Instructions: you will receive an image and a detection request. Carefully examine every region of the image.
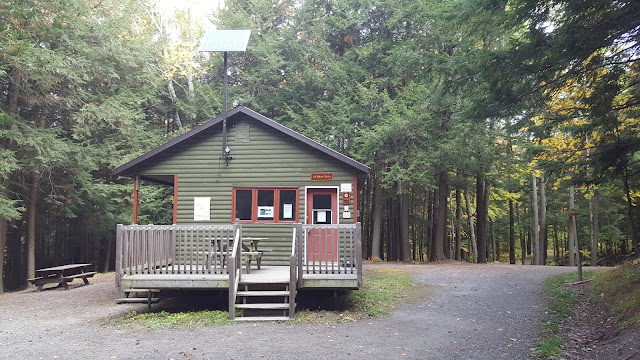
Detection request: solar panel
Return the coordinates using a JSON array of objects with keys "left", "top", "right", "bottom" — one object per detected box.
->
[{"left": 199, "top": 30, "right": 251, "bottom": 52}]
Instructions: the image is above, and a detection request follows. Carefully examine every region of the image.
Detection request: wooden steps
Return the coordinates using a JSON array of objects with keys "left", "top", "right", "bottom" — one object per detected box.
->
[
  {"left": 115, "top": 298, "right": 160, "bottom": 304},
  {"left": 236, "top": 290, "right": 290, "bottom": 297},
  {"left": 233, "top": 280, "right": 295, "bottom": 322},
  {"left": 234, "top": 316, "right": 290, "bottom": 322},
  {"left": 236, "top": 303, "right": 290, "bottom": 310},
  {"left": 123, "top": 288, "right": 160, "bottom": 293},
  {"left": 116, "top": 288, "right": 160, "bottom": 312}
]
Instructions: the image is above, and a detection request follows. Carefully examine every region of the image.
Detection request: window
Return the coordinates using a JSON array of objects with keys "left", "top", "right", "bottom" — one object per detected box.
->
[
  {"left": 257, "top": 190, "right": 274, "bottom": 220},
  {"left": 233, "top": 187, "right": 299, "bottom": 223},
  {"left": 235, "top": 190, "right": 252, "bottom": 220}
]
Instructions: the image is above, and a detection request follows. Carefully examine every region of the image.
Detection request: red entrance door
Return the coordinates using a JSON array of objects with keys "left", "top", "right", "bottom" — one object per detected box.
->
[{"left": 306, "top": 188, "right": 338, "bottom": 262}]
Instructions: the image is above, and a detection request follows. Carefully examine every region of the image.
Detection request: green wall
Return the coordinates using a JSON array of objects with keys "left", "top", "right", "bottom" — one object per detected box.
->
[{"left": 129, "top": 114, "right": 362, "bottom": 264}]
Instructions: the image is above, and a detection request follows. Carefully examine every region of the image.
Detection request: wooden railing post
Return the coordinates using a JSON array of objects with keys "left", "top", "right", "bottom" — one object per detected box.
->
[
  {"left": 296, "top": 224, "right": 303, "bottom": 287},
  {"left": 289, "top": 226, "right": 298, "bottom": 318},
  {"left": 356, "top": 222, "right": 362, "bottom": 287},
  {"left": 228, "top": 224, "right": 242, "bottom": 320},
  {"left": 115, "top": 224, "right": 123, "bottom": 298}
]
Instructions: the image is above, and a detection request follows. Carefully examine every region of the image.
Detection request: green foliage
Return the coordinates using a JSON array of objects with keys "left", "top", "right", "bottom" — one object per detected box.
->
[
  {"left": 0, "top": 0, "right": 637, "bottom": 288},
  {"left": 590, "top": 263, "right": 640, "bottom": 328}
]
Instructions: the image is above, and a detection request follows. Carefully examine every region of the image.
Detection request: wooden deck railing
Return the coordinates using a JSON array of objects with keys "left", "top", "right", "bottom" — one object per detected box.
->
[
  {"left": 289, "top": 226, "right": 298, "bottom": 319},
  {"left": 115, "top": 224, "right": 239, "bottom": 289},
  {"left": 298, "top": 223, "right": 363, "bottom": 286},
  {"left": 228, "top": 225, "right": 242, "bottom": 320}
]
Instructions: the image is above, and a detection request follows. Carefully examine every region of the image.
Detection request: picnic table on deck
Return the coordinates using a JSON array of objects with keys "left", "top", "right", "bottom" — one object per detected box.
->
[
  {"left": 203, "top": 237, "right": 270, "bottom": 273},
  {"left": 241, "top": 237, "right": 270, "bottom": 273},
  {"left": 28, "top": 263, "right": 96, "bottom": 291}
]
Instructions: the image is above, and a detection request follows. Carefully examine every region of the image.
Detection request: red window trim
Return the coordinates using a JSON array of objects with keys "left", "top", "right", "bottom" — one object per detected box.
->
[{"left": 231, "top": 187, "right": 300, "bottom": 224}]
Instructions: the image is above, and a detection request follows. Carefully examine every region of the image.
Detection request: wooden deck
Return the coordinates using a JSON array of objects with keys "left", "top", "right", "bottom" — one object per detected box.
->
[
  {"left": 119, "top": 265, "right": 359, "bottom": 289},
  {"left": 115, "top": 223, "right": 362, "bottom": 320}
]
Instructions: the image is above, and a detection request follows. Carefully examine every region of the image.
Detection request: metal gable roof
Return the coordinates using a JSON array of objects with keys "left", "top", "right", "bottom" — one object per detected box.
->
[{"left": 112, "top": 106, "right": 370, "bottom": 176}]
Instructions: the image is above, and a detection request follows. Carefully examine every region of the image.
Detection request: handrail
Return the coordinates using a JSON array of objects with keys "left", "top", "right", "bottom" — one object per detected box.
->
[
  {"left": 289, "top": 227, "right": 298, "bottom": 319},
  {"left": 228, "top": 224, "right": 242, "bottom": 320},
  {"left": 296, "top": 224, "right": 303, "bottom": 287}
]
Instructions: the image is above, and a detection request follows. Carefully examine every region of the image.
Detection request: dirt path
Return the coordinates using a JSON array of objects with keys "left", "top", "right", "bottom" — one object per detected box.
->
[{"left": 0, "top": 262, "right": 576, "bottom": 359}]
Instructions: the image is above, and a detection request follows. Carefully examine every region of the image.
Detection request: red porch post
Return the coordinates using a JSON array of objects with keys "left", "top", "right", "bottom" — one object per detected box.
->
[
  {"left": 173, "top": 174, "right": 178, "bottom": 224},
  {"left": 132, "top": 176, "right": 139, "bottom": 224}
]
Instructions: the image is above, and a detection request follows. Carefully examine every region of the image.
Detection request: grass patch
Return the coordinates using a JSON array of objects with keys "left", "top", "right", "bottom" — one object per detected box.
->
[
  {"left": 590, "top": 262, "right": 640, "bottom": 328},
  {"left": 292, "top": 268, "right": 418, "bottom": 324},
  {"left": 111, "top": 310, "right": 230, "bottom": 329},
  {"left": 349, "top": 267, "right": 416, "bottom": 317},
  {"left": 534, "top": 271, "right": 595, "bottom": 358}
]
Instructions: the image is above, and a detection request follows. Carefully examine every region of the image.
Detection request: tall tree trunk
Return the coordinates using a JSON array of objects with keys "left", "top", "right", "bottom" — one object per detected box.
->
[
  {"left": 590, "top": 190, "right": 599, "bottom": 265},
  {"left": 464, "top": 190, "right": 477, "bottom": 263},
  {"left": 553, "top": 224, "right": 559, "bottom": 263},
  {"left": 431, "top": 171, "right": 448, "bottom": 261},
  {"left": 385, "top": 198, "right": 392, "bottom": 260},
  {"left": 622, "top": 169, "right": 639, "bottom": 257},
  {"left": 444, "top": 192, "right": 452, "bottom": 260},
  {"left": 187, "top": 73, "right": 196, "bottom": 121},
  {"left": 0, "top": 218, "right": 6, "bottom": 293},
  {"left": 509, "top": 199, "right": 515, "bottom": 264},
  {"left": 517, "top": 202, "right": 525, "bottom": 265},
  {"left": 427, "top": 189, "right": 438, "bottom": 259},
  {"left": 27, "top": 175, "right": 39, "bottom": 285},
  {"left": 476, "top": 174, "right": 489, "bottom": 263},
  {"left": 167, "top": 78, "right": 183, "bottom": 130},
  {"left": 420, "top": 191, "right": 427, "bottom": 262},
  {"left": 532, "top": 175, "right": 540, "bottom": 265},
  {"left": 568, "top": 185, "right": 576, "bottom": 266},
  {"left": 399, "top": 181, "right": 411, "bottom": 262},
  {"left": 8, "top": 67, "right": 21, "bottom": 113},
  {"left": 489, "top": 219, "right": 496, "bottom": 261},
  {"left": 411, "top": 193, "right": 417, "bottom": 261},
  {"left": 455, "top": 188, "right": 462, "bottom": 261},
  {"left": 370, "top": 169, "right": 383, "bottom": 261},
  {"left": 26, "top": 112, "right": 47, "bottom": 286},
  {"left": 103, "top": 234, "right": 113, "bottom": 273},
  {"left": 540, "top": 174, "right": 547, "bottom": 265}
]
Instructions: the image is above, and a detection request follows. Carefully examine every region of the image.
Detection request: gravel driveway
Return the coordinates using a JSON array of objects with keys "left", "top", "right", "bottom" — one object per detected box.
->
[{"left": 0, "top": 261, "right": 576, "bottom": 359}]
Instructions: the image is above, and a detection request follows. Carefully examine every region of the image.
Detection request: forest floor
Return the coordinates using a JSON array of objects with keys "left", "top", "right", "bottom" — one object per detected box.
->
[
  {"left": 558, "top": 279, "right": 640, "bottom": 360},
  {"left": 0, "top": 261, "right": 618, "bottom": 359}
]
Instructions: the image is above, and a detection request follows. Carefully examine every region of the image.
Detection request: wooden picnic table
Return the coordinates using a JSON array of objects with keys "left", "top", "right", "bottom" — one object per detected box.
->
[
  {"left": 239, "top": 237, "right": 269, "bottom": 273},
  {"left": 205, "top": 237, "right": 270, "bottom": 273},
  {"left": 28, "top": 263, "right": 96, "bottom": 291}
]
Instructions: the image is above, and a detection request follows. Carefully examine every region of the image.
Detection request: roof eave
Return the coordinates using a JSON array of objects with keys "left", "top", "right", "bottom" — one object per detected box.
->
[{"left": 112, "top": 106, "right": 370, "bottom": 176}]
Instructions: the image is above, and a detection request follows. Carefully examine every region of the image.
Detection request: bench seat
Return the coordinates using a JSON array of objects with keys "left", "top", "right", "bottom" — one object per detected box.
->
[
  {"left": 242, "top": 251, "right": 263, "bottom": 273},
  {"left": 63, "top": 272, "right": 96, "bottom": 280}
]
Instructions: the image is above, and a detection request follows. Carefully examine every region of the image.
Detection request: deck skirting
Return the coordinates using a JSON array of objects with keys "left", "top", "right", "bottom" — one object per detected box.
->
[
  {"left": 120, "top": 273, "right": 230, "bottom": 289},
  {"left": 119, "top": 266, "right": 359, "bottom": 290}
]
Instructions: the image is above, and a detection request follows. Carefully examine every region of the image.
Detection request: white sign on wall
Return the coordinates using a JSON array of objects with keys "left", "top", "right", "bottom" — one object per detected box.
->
[
  {"left": 283, "top": 203, "right": 293, "bottom": 219},
  {"left": 340, "top": 183, "right": 352, "bottom": 192},
  {"left": 257, "top": 206, "right": 274, "bottom": 218},
  {"left": 193, "top": 197, "right": 211, "bottom": 221},
  {"left": 317, "top": 210, "right": 327, "bottom": 223}
]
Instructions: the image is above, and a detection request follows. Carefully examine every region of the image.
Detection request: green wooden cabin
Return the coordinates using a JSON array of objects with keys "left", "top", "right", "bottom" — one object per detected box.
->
[
  {"left": 112, "top": 106, "right": 369, "bottom": 320},
  {"left": 114, "top": 106, "right": 368, "bottom": 263}
]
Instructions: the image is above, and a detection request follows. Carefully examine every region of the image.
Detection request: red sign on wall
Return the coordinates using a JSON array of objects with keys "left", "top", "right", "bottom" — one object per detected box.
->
[{"left": 311, "top": 173, "right": 333, "bottom": 181}]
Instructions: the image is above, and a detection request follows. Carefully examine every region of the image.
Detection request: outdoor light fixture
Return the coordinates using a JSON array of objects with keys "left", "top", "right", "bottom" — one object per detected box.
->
[{"left": 199, "top": 29, "right": 251, "bottom": 166}]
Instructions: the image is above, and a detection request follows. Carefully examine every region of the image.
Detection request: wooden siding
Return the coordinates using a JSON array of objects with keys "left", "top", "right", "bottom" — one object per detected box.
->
[{"left": 129, "top": 114, "right": 359, "bottom": 265}]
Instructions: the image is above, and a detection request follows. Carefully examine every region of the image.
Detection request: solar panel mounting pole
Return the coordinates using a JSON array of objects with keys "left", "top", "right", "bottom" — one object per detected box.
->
[
  {"left": 198, "top": 30, "right": 251, "bottom": 166},
  {"left": 223, "top": 51, "right": 228, "bottom": 158}
]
